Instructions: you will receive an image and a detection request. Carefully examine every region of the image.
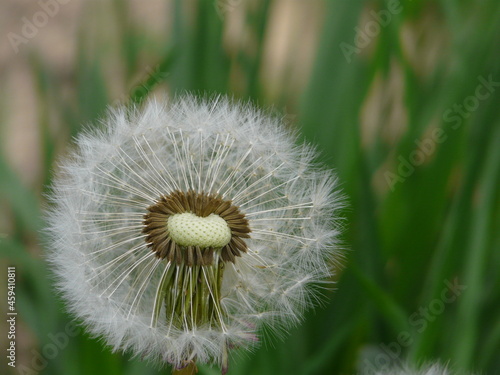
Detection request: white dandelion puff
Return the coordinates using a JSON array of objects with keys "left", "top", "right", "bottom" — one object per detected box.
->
[
  {"left": 363, "top": 362, "right": 476, "bottom": 375},
  {"left": 45, "top": 95, "right": 344, "bottom": 373}
]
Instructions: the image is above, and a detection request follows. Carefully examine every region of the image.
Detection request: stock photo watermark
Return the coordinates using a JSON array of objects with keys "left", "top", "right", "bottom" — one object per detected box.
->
[
  {"left": 385, "top": 74, "right": 500, "bottom": 191},
  {"left": 111, "top": 64, "right": 170, "bottom": 107},
  {"left": 214, "top": 0, "right": 242, "bottom": 20},
  {"left": 15, "top": 321, "right": 81, "bottom": 375},
  {"left": 4, "top": 266, "right": 80, "bottom": 374},
  {"left": 6, "top": 266, "right": 16, "bottom": 368},
  {"left": 361, "top": 278, "right": 467, "bottom": 374},
  {"left": 7, "top": 0, "right": 72, "bottom": 54},
  {"left": 340, "top": 0, "right": 404, "bottom": 63}
]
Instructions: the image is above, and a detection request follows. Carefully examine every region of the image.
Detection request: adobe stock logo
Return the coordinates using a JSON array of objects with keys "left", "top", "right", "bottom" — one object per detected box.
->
[
  {"left": 340, "top": 0, "right": 404, "bottom": 63},
  {"left": 7, "top": 0, "right": 72, "bottom": 54},
  {"left": 214, "top": 0, "right": 242, "bottom": 20},
  {"left": 361, "top": 279, "right": 466, "bottom": 374},
  {"left": 15, "top": 321, "right": 81, "bottom": 375},
  {"left": 111, "top": 64, "right": 170, "bottom": 107},
  {"left": 384, "top": 74, "right": 499, "bottom": 191}
]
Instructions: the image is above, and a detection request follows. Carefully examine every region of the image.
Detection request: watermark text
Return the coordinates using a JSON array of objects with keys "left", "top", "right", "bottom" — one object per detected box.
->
[{"left": 6, "top": 266, "right": 16, "bottom": 368}]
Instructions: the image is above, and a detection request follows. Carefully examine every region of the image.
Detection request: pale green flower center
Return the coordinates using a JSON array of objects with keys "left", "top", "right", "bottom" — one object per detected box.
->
[{"left": 167, "top": 212, "right": 232, "bottom": 248}]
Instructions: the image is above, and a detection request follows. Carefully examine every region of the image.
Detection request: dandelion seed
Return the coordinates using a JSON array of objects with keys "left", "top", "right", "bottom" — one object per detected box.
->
[
  {"left": 362, "top": 362, "right": 474, "bottom": 375},
  {"left": 46, "top": 95, "right": 344, "bottom": 373}
]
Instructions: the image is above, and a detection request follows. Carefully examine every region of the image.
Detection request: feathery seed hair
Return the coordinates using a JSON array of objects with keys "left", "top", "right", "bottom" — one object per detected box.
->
[
  {"left": 46, "top": 95, "right": 344, "bottom": 373},
  {"left": 363, "top": 363, "right": 474, "bottom": 375}
]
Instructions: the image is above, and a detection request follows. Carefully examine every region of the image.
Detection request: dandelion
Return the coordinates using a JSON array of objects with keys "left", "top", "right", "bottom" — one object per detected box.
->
[
  {"left": 46, "top": 95, "right": 343, "bottom": 373},
  {"left": 363, "top": 363, "right": 474, "bottom": 375}
]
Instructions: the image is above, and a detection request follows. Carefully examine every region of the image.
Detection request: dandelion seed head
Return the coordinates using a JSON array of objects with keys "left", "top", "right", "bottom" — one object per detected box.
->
[
  {"left": 364, "top": 362, "right": 475, "bottom": 375},
  {"left": 45, "top": 95, "right": 344, "bottom": 372}
]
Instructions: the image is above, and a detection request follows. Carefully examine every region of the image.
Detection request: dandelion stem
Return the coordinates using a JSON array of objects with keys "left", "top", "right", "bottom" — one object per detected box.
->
[{"left": 172, "top": 361, "right": 198, "bottom": 375}]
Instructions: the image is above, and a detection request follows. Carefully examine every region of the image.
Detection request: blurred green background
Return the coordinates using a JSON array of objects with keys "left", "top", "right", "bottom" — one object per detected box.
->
[{"left": 1, "top": 0, "right": 499, "bottom": 374}]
